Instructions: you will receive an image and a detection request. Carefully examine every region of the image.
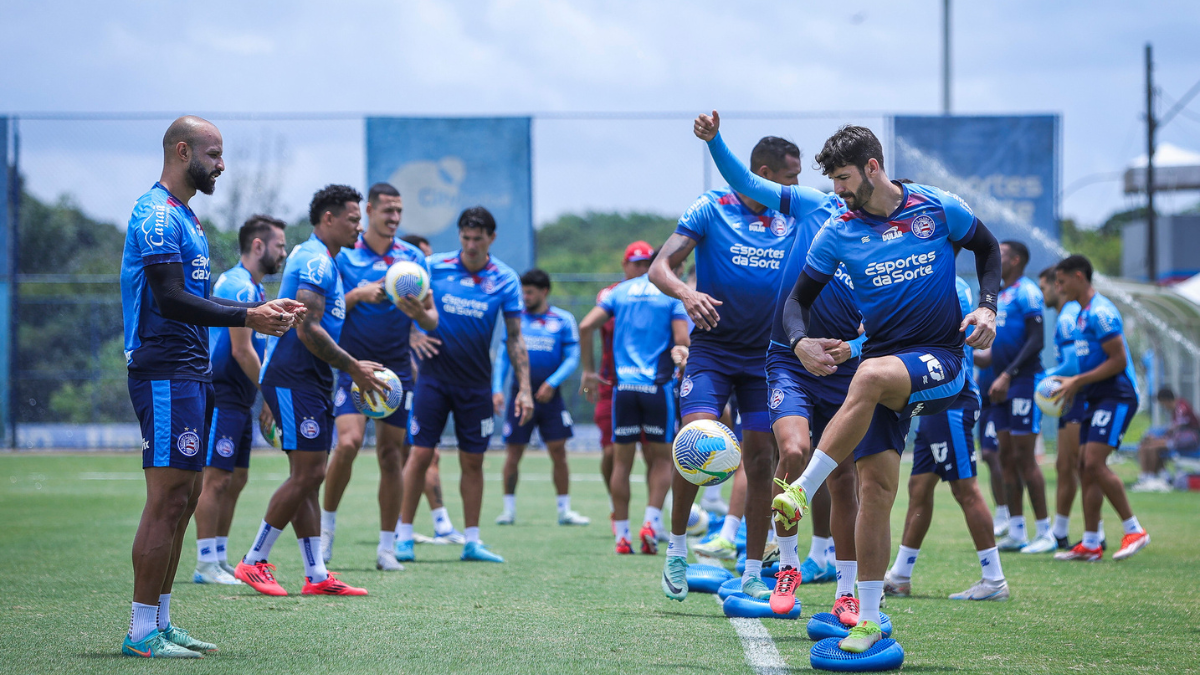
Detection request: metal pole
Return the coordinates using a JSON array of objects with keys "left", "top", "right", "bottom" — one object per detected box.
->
[
  {"left": 1146, "top": 43, "right": 1157, "bottom": 283},
  {"left": 942, "top": 0, "right": 952, "bottom": 114},
  {"left": 8, "top": 117, "right": 18, "bottom": 448}
]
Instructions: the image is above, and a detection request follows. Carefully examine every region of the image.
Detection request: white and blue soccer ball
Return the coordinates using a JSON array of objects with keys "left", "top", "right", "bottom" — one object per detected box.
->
[
  {"left": 385, "top": 260, "right": 430, "bottom": 304},
  {"left": 672, "top": 419, "right": 741, "bottom": 487},
  {"left": 687, "top": 503, "right": 710, "bottom": 537},
  {"left": 1035, "top": 377, "right": 1065, "bottom": 417},
  {"left": 351, "top": 368, "right": 405, "bottom": 420}
]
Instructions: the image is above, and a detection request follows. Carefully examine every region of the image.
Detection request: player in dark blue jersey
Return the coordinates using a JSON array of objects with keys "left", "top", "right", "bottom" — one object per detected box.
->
[
  {"left": 395, "top": 207, "right": 532, "bottom": 565},
  {"left": 972, "top": 358, "right": 1010, "bottom": 538},
  {"left": 1051, "top": 255, "right": 1150, "bottom": 562},
  {"left": 492, "top": 269, "right": 588, "bottom": 526},
  {"left": 235, "top": 185, "right": 387, "bottom": 598},
  {"left": 191, "top": 215, "right": 289, "bottom": 587},
  {"left": 120, "top": 117, "right": 302, "bottom": 658},
  {"left": 318, "top": 183, "right": 440, "bottom": 573}
]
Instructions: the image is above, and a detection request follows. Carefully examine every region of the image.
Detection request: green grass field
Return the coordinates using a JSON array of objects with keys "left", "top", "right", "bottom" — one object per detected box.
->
[{"left": 2, "top": 447, "right": 1198, "bottom": 674}]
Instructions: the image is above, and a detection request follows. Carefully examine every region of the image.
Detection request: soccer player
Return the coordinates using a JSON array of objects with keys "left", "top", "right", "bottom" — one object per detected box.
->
[
  {"left": 765, "top": 121, "right": 1001, "bottom": 653},
  {"left": 121, "top": 116, "right": 301, "bottom": 657},
  {"left": 1052, "top": 255, "right": 1151, "bottom": 562},
  {"left": 988, "top": 241, "right": 1054, "bottom": 553},
  {"left": 319, "top": 183, "right": 438, "bottom": 572},
  {"left": 235, "top": 184, "right": 387, "bottom": 597},
  {"left": 883, "top": 271, "right": 1009, "bottom": 600},
  {"left": 192, "top": 215, "right": 289, "bottom": 585},
  {"left": 580, "top": 261, "right": 690, "bottom": 555},
  {"left": 974, "top": 360, "right": 1011, "bottom": 537},
  {"left": 1133, "top": 388, "right": 1200, "bottom": 492},
  {"left": 493, "top": 269, "right": 588, "bottom": 525},
  {"left": 395, "top": 206, "right": 532, "bottom": 564}
]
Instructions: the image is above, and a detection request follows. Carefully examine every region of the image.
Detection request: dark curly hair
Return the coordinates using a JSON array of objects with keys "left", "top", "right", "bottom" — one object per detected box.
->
[
  {"left": 814, "top": 125, "right": 884, "bottom": 176},
  {"left": 308, "top": 184, "right": 363, "bottom": 226},
  {"left": 457, "top": 206, "right": 496, "bottom": 235}
]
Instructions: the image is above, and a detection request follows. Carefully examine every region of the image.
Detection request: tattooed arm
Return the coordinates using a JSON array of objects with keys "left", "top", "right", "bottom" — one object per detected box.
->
[
  {"left": 295, "top": 288, "right": 386, "bottom": 396},
  {"left": 505, "top": 314, "right": 534, "bottom": 426}
]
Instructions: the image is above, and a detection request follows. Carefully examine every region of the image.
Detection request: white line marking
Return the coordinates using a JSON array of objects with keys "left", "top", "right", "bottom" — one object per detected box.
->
[{"left": 715, "top": 596, "right": 790, "bottom": 675}]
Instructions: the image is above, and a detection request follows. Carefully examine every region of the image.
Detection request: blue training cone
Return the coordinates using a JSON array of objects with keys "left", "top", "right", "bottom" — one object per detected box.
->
[
  {"left": 810, "top": 637, "right": 904, "bottom": 672},
  {"left": 685, "top": 564, "right": 735, "bottom": 594},
  {"left": 716, "top": 575, "right": 777, "bottom": 601},
  {"left": 722, "top": 592, "right": 801, "bottom": 620},
  {"left": 807, "top": 612, "right": 893, "bottom": 641}
]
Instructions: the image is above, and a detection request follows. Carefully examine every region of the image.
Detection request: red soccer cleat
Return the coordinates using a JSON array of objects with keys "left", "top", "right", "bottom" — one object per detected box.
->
[
  {"left": 1054, "top": 542, "right": 1102, "bottom": 562},
  {"left": 615, "top": 538, "right": 634, "bottom": 555},
  {"left": 301, "top": 571, "right": 368, "bottom": 596},
  {"left": 770, "top": 567, "right": 801, "bottom": 614},
  {"left": 1112, "top": 531, "right": 1150, "bottom": 561},
  {"left": 234, "top": 561, "right": 287, "bottom": 597},
  {"left": 639, "top": 523, "right": 658, "bottom": 555},
  {"left": 833, "top": 595, "right": 860, "bottom": 627}
]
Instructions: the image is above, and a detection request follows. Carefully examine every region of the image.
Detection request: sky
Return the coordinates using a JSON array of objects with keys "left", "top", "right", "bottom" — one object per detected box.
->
[{"left": 3, "top": 0, "right": 1200, "bottom": 230}]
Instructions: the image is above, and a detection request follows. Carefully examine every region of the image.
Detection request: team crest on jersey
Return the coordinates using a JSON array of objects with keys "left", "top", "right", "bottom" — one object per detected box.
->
[
  {"left": 769, "top": 388, "right": 785, "bottom": 409},
  {"left": 300, "top": 418, "right": 320, "bottom": 439},
  {"left": 334, "top": 387, "right": 347, "bottom": 408},
  {"left": 679, "top": 377, "right": 693, "bottom": 398},
  {"left": 373, "top": 260, "right": 388, "bottom": 271},
  {"left": 177, "top": 429, "right": 201, "bottom": 457},
  {"left": 216, "top": 437, "right": 235, "bottom": 458},
  {"left": 911, "top": 215, "right": 936, "bottom": 239},
  {"left": 544, "top": 318, "right": 561, "bottom": 333},
  {"left": 482, "top": 276, "right": 497, "bottom": 294},
  {"left": 767, "top": 215, "right": 786, "bottom": 236}
]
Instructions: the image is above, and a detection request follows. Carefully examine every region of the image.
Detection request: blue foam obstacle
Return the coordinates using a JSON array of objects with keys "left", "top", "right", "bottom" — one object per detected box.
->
[
  {"left": 810, "top": 637, "right": 904, "bottom": 672},
  {"left": 735, "top": 555, "right": 780, "bottom": 578},
  {"left": 716, "top": 575, "right": 777, "bottom": 600},
  {"left": 721, "top": 592, "right": 801, "bottom": 620},
  {"left": 807, "top": 612, "right": 893, "bottom": 641},
  {"left": 685, "top": 564, "right": 735, "bottom": 594}
]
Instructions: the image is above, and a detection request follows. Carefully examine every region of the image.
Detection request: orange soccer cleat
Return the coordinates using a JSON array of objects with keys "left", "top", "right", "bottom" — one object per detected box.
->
[
  {"left": 234, "top": 561, "right": 287, "bottom": 597},
  {"left": 639, "top": 523, "right": 658, "bottom": 555},
  {"left": 770, "top": 567, "right": 801, "bottom": 614},
  {"left": 832, "top": 594, "right": 860, "bottom": 627},
  {"left": 615, "top": 538, "right": 634, "bottom": 555},
  {"left": 301, "top": 571, "right": 368, "bottom": 596},
  {"left": 1112, "top": 531, "right": 1150, "bottom": 561}
]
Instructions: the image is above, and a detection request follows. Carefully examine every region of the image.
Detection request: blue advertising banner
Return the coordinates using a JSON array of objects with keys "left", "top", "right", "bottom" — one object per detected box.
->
[
  {"left": 892, "top": 115, "right": 1060, "bottom": 277},
  {"left": 366, "top": 117, "right": 533, "bottom": 273}
]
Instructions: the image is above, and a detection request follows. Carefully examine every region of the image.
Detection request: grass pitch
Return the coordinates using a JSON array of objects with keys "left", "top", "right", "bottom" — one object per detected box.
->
[{"left": 1, "top": 446, "right": 1198, "bottom": 674}]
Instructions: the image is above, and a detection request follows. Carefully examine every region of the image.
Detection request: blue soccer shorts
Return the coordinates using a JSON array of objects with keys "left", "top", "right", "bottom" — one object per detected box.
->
[
  {"left": 503, "top": 387, "right": 574, "bottom": 445},
  {"left": 261, "top": 384, "right": 334, "bottom": 452},
  {"left": 679, "top": 342, "right": 770, "bottom": 432},
  {"left": 911, "top": 398, "right": 980, "bottom": 482},
  {"left": 409, "top": 376, "right": 494, "bottom": 453},
  {"left": 205, "top": 405, "right": 253, "bottom": 471},
  {"left": 612, "top": 382, "right": 676, "bottom": 444},
  {"left": 1080, "top": 398, "right": 1138, "bottom": 449},
  {"left": 129, "top": 378, "right": 214, "bottom": 471},
  {"left": 992, "top": 376, "right": 1042, "bottom": 436}
]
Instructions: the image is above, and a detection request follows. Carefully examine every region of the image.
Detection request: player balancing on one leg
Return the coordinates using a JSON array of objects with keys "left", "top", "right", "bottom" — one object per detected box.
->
[
  {"left": 1051, "top": 255, "right": 1151, "bottom": 562},
  {"left": 768, "top": 122, "right": 1003, "bottom": 654},
  {"left": 883, "top": 270, "right": 1010, "bottom": 600},
  {"left": 396, "top": 207, "right": 533, "bottom": 564},
  {"left": 120, "top": 116, "right": 303, "bottom": 657},
  {"left": 580, "top": 259, "right": 690, "bottom": 556},
  {"left": 235, "top": 185, "right": 387, "bottom": 597},
  {"left": 493, "top": 269, "right": 589, "bottom": 526},
  {"left": 192, "top": 215, "right": 289, "bottom": 586},
  {"left": 319, "top": 183, "right": 439, "bottom": 572}
]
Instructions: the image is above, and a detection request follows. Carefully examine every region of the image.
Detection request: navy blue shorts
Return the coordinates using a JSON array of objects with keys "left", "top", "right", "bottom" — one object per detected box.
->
[
  {"left": 409, "top": 376, "right": 494, "bottom": 453},
  {"left": 261, "top": 384, "right": 334, "bottom": 452},
  {"left": 978, "top": 404, "right": 999, "bottom": 452},
  {"left": 679, "top": 343, "right": 770, "bottom": 432},
  {"left": 332, "top": 370, "right": 414, "bottom": 428},
  {"left": 1080, "top": 398, "right": 1138, "bottom": 448},
  {"left": 992, "top": 376, "right": 1042, "bottom": 435},
  {"left": 503, "top": 387, "right": 574, "bottom": 445},
  {"left": 1058, "top": 394, "right": 1087, "bottom": 428},
  {"left": 912, "top": 401, "right": 980, "bottom": 482},
  {"left": 765, "top": 344, "right": 858, "bottom": 440},
  {"left": 613, "top": 382, "right": 676, "bottom": 444},
  {"left": 205, "top": 406, "right": 253, "bottom": 471},
  {"left": 129, "top": 378, "right": 214, "bottom": 472}
]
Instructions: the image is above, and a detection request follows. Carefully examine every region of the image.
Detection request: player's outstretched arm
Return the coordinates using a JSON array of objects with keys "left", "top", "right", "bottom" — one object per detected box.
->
[
  {"left": 782, "top": 270, "right": 838, "bottom": 376},
  {"left": 649, "top": 233, "right": 723, "bottom": 331},
  {"left": 294, "top": 288, "right": 386, "bottom": 395},
  {"left": 1045, "top": 342, "right": 1079, "bottom": 379},
  {"left": 229, "top": 327, "right": 264, "bottom": 386},
  {"left": 145, "top": 262, "right": 296, "bottom": 334},
  {"left": 696, "top": 113, "right": 783, "bottom": 212},
  {"left": 504, "top": 315, "right": 534, "bottom": 425},
  {"left": 958, "top": 220, "right": 1001, "bottom": 348}
]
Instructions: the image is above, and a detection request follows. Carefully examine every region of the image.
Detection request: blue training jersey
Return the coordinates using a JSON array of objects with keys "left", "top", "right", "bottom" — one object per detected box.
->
[
  {"left": 121, "top": 182, "right": 213, "bottom": 381},
  {"left": 261, "top": 233, "right": 346, "bottom": 393},
  {"left": 336, "top": 235, "right": 430, "bottom": 379},
  {"left": 421, "top": 251, "right": 522, "bottom": 389},
  {"left": 598, "top": 274, "right": 688, "bottom": 387},
  {"left": 209, "top": 263, "right": 266, "bottom": 409},
  {"left": 1074, "top": 293, "right": 1137, "bottom": 401},
  {"left": 494, "top": 306, "right": 581, "bottom": 392},
  {"left": 1047, "top": 300, "right": 1081, "bottom": 378},
  {"left": 676, "top": 187, "right": 796, "bottom": 351},
  {"left": 955, "top": 276, "right": 981, "bottom": 405},
  {"left": 991, "top": 276, "right": 1044, "bottom": 377}
]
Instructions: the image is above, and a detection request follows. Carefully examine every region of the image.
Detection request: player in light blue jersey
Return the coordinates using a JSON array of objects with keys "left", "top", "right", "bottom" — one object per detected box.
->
[
  {"left": 1051, "top": 255, "right": 1150, "bottom": 562},
  {"left": 120, "top": 117, "right": 301, "bottom": 658},
  {"left": 236, "top": 185, "right": 386, "bottom": 598},
  {"left": 493, "top": 269, "right": 588, "bottom": 526},
  {"left": 319, "top": 183, "right": 440, "bottom": 573},
  {"left": 396, "top": 207, "right": 532, "bottom": 565},
  {"left": 191, "top": 215, "right": 288, "bottom": 586}
]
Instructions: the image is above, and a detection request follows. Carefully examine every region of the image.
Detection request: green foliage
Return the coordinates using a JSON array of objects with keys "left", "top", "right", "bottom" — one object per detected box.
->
[
  {"left": 1060, "top": 216, "right": 1123, "bottom": 276},
  {"left": 536, "top": 211, "right": 677, "bottom": 277}
]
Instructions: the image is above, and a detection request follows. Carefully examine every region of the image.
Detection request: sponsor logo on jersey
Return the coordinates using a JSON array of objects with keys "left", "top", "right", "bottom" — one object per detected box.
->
[
  {"left": 911, "top": 215, "right": 936, "bottom": 239},
  {"left": 679, "top": 377, "right": 694, "bottom": 397},
  {"left": 305, "top": 255, "right": 328, "bottom": 284},
  {"left": 728, "top": 243, "right": 785, "bottom": 270},
  {"left": 216, "top": 437, "right": 235, "bottom": 458},
  {"left": 864, "top": 251, "right": 937, "bottom": 287},
  {"left": 177, "top": 429, "right": 201, "bottom": 457},
  {"left": 373, "top": 260, "right": 388, "bottom": 270},
  {"left": 882, "top": 226, "right": 902, "bottom": 242},
  {"left": 442, "top": 294, "right": 489, "bottom": 319},
  {"left": 331, "top": 296, "right": 346, "bottom": 320},
  {"left": 300, "top": 418, "right": 320, "bottom": 439},
  {"left": 769, "top": 388, "right": 785, "bottom": 409},
  {"left": 190, "top": 256, "right": 211, "bottom": 282}
]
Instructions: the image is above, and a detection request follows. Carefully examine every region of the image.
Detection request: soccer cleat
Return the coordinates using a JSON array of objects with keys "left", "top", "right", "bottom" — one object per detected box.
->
[
  {"left": 661, "top": 556, "right": 689, "bottom": 601},
  {"left": 218, "top": 560, "right": 238, "bottom": 577},
  {"left": 693, "top": 535, "right": 736, "bottom": 560},
  {"left": 742, "top": 576, "right": 772, "bottom": 601},
  {"left": 1054, "top": 542, "right": 1103, "bottom": 561},
  {"left": 838, "top": 620, "right": 884, "bottom": 654},
  {"left": 771, "top": 479, "right": 809, "bottom": 528},
  {"left": 770, "top": 567, "right": 800, "bottom": 613},
  {"left": 949, "top": 578, "right": 1009, "bottom": 601},
  {"left": 824, "top": 561, "right": 838, "bottom": 582},
  {"left": 161, "top": 625, "right": 218, "bottom": 653},
  {"left": 320, "top": 528, "right": 334, "bottom": 564},
  {"left": 762, "top": 543, "right": 780, "bottom": 566},
  {"left": 376, "top": 548, "right": 405, "bottom": 571},
  {"left": 122, "top": 632, "right": 203, "bottom": 659},
  {"left": 495, "top": 510, "right": 516, "bottom": 525},
  {"left": 434, "top": 529, "right": 467, "bottom": 545},
  {"left": 639, "top": 523, "right": 659, "bottom": 555},
  {"left": 1130, "top": 477, "right": 1172, "bottom": 493},
  {"left": 1112, "top": 531, "right": 1150, "bottom": 560},
  {"left": 993, "top": 518, "right": 1008, "bottom": 538},
  {"left": 996, "top": 534, "right": 1028, "bottom": 552},
  {"left": 1020, "top": 533, "right": 1058, "bottom": 554},
  {"left": 799, "top": 557, "right": 824, "bottom": 584},
  {"left": 193, "top": 561, "right": 241, "bottom": 585},
  {"left": 302, "top": 571, "right": 368, "bottom": 596},
  {"left": 700, "top": 493, "right": 729, "bottom": 516},
  {"left": 234, "top": 560, "right": 287, "bottom": 596},
  {"left": 558, "top": 510, "right": 591, "bottom": 526},
  {"left": 394, "top": 539, "right": 415, "bottom": 562},
  {"left": 462, "top": 541, "right": 504, "bottom": 563},
  {"left": 615, "top": 538, "right": 634, "bottom": 555},
  {"left": 883, "top": 570, "right": 911, "bottom": 597},
  {"left": 832, "top": 595, "right": 860, "bottom": 627}
]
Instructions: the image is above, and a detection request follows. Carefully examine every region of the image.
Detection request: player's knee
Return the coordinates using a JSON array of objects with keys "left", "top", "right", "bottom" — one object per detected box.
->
[
  {"left": 205, "top": 470, "right": 234, "bottom": 496},
  {"left": 377, "top": 447, "right": 402, "bottom": 475},
  {"left": 777, "top": 434, "right": 810, "bottom": 466},
  {"left": 334, "top": 435, "right": 363, "bottom": 457},
  {"left": 949, "top": 480, "right": 980, "bottom": 507}
]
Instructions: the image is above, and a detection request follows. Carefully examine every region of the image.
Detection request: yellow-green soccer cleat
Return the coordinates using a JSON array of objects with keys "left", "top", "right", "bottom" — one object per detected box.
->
[
  {"left": 693, "top": 535, "right": 737, "bottom": 560},
  {"left": 838, "top": 620, "right": 884, "bottom": 653},
  {"left": 121, "top": 632, "right": 203, "bottom": 659},
  {"left": 161, "top": 625, "right": 217, "bottom": 653},
  {"left": 771, "top": 478, "right": 809, "bottom": 528}
]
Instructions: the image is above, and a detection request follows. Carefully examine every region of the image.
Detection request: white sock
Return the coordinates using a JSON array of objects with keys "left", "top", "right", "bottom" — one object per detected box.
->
[
  {"left": 807, "top": 536, "right": 826, "bottom": 567},
  {"left": 615, "top": 520, "right": 631, "bottom": 543},
  {"left": 1082, "top": 530, "right": 1102, "bottom": 549},
  {"left": 244, "top": 521, "right": 283, "bottom": 564},
  {"left": 796, "top": 449, "right": 840, "bottom": 497},
  {"left": 1009, "top": 516, "right": 1027, "bottom": 542},
  {"left": 1035, "top": 518, "right": 1051, "bottom": 538},
  {"left": 464, "top": 526, "right": 480, "bottom": 544},
  {"left": 705, "top": 484, "right": 723, "bottom": 501},
  {"left": 644, "top": 506, "right": 663, "bottom": 532},
  {"left": 720, "top": 515, "right": 741, "bottom": 543},
  {"left": 299, "top": 537, "right": 328, "bottom": 583},
  {"left": 995, "top": 505, "right": 1010, "bottom": 522},
  {"left": 431, "top": 507, "right": 453, "bottom": 536},
  {"left": 1052, "top": 514, "right": 1070, "bottom": 540},
  {"left": 1098, "top": 521, "right": 1105, "bottom": 542},
  {"left": 156, "top": 594, "right": 171, "bottom": 631},
  {"left": 321, "top": 509, "right": 336, "bottom": 532},
  {"left": 778, "top": 534, "right": 801, "bottom": 569},
  {"left": 379, "top": 530, "right": 395, "bottom": 552},
  {"left": 129, "top": 602, "right": 158, "bottom": 642},
  {"left": 396, "top": 522, "right": 414, "bottom": 543},
  {"left": 556, "top": 494, "right": 570, "bottom": 515},
  {"left": 857, "top": 580, "right": 884, "bottom": 625},
  {"left": 835, "top": 559, "right": 857, "bottom": 597},
  {"left": 978, "top": 547, "right": 1004, "bottom": 581},
  {"left": 890, "top": 545, "right": 919, "bottom": 578},
  {"left": 215, "top": 536, "right": 229, "bottom": 562},
  {"left": 742, "top": 558, "right": 763, "bottom": 583},
  {"left": 1122, "top": 516, "right": 1144, "bottom": 535},
  {"left": 824, "top": 537, "right": 836, "bottom": 563},
  {"left": 768, "top": 529, "right": 777, "bottom": 545},
  {"left": 503, "top": 494, "right": 517, "bottom": 514},
  {"left": 197, "top": 538, "right": 218, "bottom": 564},
  {"left": 667, "top": 532, "right": 688, "bottom": 558}
]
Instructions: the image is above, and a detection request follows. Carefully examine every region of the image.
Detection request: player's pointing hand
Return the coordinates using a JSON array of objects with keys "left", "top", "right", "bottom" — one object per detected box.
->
[
  {"left": 961, "top": 307, "right": 997, "bottom": 349},
  {"left": 693, "top": 110, "right": 720, "bottom": 142},
  {"left": 794, "top": 338, "right": 837, "bottom": 377}
]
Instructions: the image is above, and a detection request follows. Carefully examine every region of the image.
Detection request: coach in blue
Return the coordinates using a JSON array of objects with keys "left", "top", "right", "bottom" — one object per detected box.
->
[
  {"left": 120, "top": 116, "right": 301, "bottom": 658},
  {"left": 395, "top": 206, "right": 532, "bottom": 564}
]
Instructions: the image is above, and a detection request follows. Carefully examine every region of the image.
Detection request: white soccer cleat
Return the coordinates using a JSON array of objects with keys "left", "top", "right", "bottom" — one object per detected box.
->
[
  {"left": 434, "top": 529, "right": 467, "bottom": 545},
  {"left": 700, "top": 494, "right": 729, "bottom": 517},
  {"left": 495, "top": 510, "right": 516, "bottom": 525},
  {"left": 949, "top": 578, "right": 1009, "bottom": 601},
  {"left": 320, "top": 528, "right": 334, "bottom": 564},
  {"left": 1020, "top": 532, "right": 1058, "bottom": 554},
  {"left": 1130, "top": 477, "right": 1172, "bottom": 493},
  {"left": 193, "top": 561, "right": 242, "bottom": 585},
  {"left": 993, "top": 518, "right": 1008, "bottom": 538},
  {"left": 558, "top": 510, "right": 590, "bottom": 526},
  {"left": 218, "top": 560, "right": 238, "bottom": 577},
  {"left": 376, "top": 548, "right": 405, "bottom": 571},
  {"left": 996, "top": 534, "right": 1027, "bottom": 552},
  {"left": 883, "top": 570, "right": 911, "bottom": 597}
]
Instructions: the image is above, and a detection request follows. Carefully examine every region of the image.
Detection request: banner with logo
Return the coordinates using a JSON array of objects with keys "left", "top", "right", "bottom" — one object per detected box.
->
[{"left": 366, "top": 117, "right": 533, "bottom": 273}]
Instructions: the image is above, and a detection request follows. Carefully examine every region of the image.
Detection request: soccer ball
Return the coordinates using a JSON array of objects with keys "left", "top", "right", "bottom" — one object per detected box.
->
[
  {"left": 1035, "top": 377, "right": 1065, "bottom": 417},
  {"left": 672, "top": 419, "right": 741, "bottom": 486},
  {"left": 687, "top": 503, "right": 710, "bottom": 537},
  {"left": 385, "top": 261, "right": 430, "bottom": 304},
  {"left": 262, "top": 421, "right": 282, "bottom": 449},
  {"left": 351, "top": 368, "right": 405, "bottom": 419}
]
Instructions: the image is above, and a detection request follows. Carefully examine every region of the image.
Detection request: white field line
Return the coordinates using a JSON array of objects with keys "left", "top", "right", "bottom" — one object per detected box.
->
[{"left": 714, "top": 596, "right": 790, "bottom": 675}]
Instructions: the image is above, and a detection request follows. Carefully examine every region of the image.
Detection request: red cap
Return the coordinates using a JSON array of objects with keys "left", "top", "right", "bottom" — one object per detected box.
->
[{"left": 624, "top": 240, "right": 654, "bottom": 263}]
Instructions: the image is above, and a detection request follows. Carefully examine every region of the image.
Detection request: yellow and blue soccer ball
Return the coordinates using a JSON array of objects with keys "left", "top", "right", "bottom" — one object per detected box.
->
[
  {"left": 673, "top": 419, "right": 741, "bottom": 486},
  {"left": 687, "top": 503, "right": 710, "bottom": 537},
  {"left": 385, "top": 261, "right": 430, "bottom": 304},
  {"left": 351, "top": 368, "right": 405, "bottom": 420},
  {"left": 1035, "top": 377, "right": 1065, "bottom": 417}
]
